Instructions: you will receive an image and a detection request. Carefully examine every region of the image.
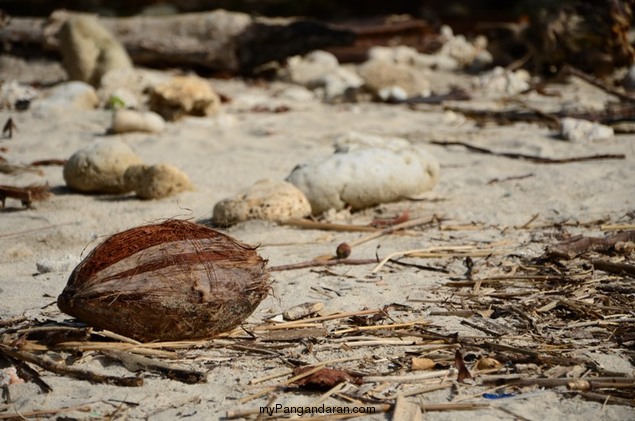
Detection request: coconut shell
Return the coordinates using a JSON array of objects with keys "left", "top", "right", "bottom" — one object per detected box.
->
[{"left": 57, "top": 220, "right": 269, "bottom": 342}]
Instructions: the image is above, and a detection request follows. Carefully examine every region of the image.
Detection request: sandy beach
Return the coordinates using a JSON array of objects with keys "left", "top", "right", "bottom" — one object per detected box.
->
[{"left": 1, "top": 48, "right": 634, "bottom": 421}]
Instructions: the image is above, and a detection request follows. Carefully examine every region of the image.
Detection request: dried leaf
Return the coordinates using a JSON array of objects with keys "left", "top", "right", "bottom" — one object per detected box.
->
[
  {"left": 292, "top": 366, "right": 362, "bottom": 389},
  {"left": 455, "top": 350, "right": 472, "bottom": 382}
]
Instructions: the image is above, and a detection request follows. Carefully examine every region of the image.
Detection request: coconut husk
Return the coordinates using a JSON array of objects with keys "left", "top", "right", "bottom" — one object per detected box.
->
[{"left": 57, "top": 219, "right": 270, "bottom": 342}]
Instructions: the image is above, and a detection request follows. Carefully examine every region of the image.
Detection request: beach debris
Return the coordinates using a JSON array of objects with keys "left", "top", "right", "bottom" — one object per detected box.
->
[
  {"left": 63, "top": 138, "right": 142, "bottom": 194},
  {"left": 476, "top": 66, "right": 530, "bottom": 96},
  {"left": 57, "top": 219, "right": 270, "bottom": 342},
  {"left": 123, "top": 163, "right": 193, "bottom": 200},
  {"left": 335, "top": 242, "right": 352, "bottom": 259},
  {"left": 547, "top": 230, "right": 635, "bottom": 259},
  {"left": 291, "top": 366, "right": 363, "bottom": 389},
  {"left": 0, "top": 81, "right": 39, "bottom": 110},
  {"left": 560, "top": 118, "right": 614, "bottom": 143},
  {"left": 282, "top": 302, "right": 324, "bottom": 321},
  {"left": 431, "top": 140, "right": 625, "bottom": 164},
  {"left": 58, "top": 14, "right": 133, "bottom": 87},
  {"left": 213, "top": 179, "right": 311, "bottom": 226},
  {"left": 148, "top": 75, "right": 221, "bottom": 121},
  {"left": 31, "top": 81, "right": 99, "bottom": 113},
  {"left": 454, "top": 350, "right": 472, "bottom": 382},
  {"left": 0, "top": 184, "right": 51, "bottom": 209},
  {"left": 0, "top": 367, "right": 24, "bottom": 386},
  {"left": 287, "top": 133, "right": 439, "bottom": 215},
  {"left": 111, "top": 109, "right": 165, "bottom": 134},
  {"left": 2, "top": 118, "right": 16, "bottom": 139},
  {"left": 411, "top": 357, "right": 436, "bottom": 371}
]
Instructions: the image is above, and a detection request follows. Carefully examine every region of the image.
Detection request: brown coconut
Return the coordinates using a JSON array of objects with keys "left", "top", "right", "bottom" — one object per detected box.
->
[{"left": 57, "top": 220, "right": 269, "bottom": 342}]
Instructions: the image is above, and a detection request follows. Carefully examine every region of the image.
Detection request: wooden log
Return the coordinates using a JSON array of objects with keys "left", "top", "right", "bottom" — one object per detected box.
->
[{"left": 0, "top": 9, "right": 355, "bottom": 74}]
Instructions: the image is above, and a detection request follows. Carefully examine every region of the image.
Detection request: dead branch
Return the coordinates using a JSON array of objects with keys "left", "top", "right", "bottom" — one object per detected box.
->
[
  {"left": 592, "top": 260, "right": 635, "bottom": 277},
  {"left": 430, "top": 141, "right": 625, "bottom": 164},
  {"left": 269, "top": 258, "right": 378, "bottom": 272},
  {"left": 0, "top": 344, "right": 142, "bottom": 387},
  {"left": 100, "top": 350, "right": 207, "bottom": 384},
  {"left": 547, "top": 231, "right": 635, "bottom": 259},
  {"left": 0, "top": 10, "right": 354, "bottom": 74}
]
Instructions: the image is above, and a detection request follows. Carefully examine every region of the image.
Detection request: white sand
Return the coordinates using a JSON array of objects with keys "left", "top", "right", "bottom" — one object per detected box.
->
[{"left": 1, "top": 66, "right": 634, "bottom": 420}]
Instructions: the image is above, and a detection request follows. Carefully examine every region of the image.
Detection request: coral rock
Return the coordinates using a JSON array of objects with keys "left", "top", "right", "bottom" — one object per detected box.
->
[
  {"left": 287, "top": 133, "right": 439, "bottom": 215},
  {"left": 124, "top": 163, "right": 193, "bottom": 200},
  {"left": 149, "top": 75, "right": 221, "bottom": 121},
  {"left": 357, "top": 59, "right": 430, "bottom": 100},
  {"left": 213, "top": 179, "right": 311, "bottom": 225}
]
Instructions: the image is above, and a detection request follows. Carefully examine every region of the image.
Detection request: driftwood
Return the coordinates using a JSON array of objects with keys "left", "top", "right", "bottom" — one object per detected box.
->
[
  {"left": 547, "top": 231, "right": 635, "bottom": 259},
  {"left": 0, "top": 9, "right": 354, "bottom": 74}
]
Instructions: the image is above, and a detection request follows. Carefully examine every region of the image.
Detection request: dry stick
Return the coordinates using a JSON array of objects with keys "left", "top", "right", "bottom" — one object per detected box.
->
[
  {"left": 282, "top": 218, "right": 378, "bottom": 232},
  {"left": 564, "top": 65, "right": 635, "bottom": 103},
  {"left": 347, "top": 216, "right": 436, "bottom": 249},
  {"left": 419, "top": 402, "right": 489, "bottom": 411},
  {"left": 364, "top": 369, "right": 454, "bottom": 384},
  {"left": 0, "top": 344, "right": 142, "bottom": 387},
  {"left": 270, "top": 216, "right": 437, "bottom": 271},
  {"left": 387, "top": 382, "right": 453, "bottom": 399},
  {"left": 0, "top": 405, "right": 92, "bottom": 420},
  {"left": 269, "top": 258, "right": 378, "bottom": 272},
  {"left": 249, "top": 356, "right": 366, "bottom": 385},
  {"left": 331, "top": 321, "right": 426, "bottom": 336},
  {"left": 255, "top": 309, "right": 382, "bottom": 329},
  {"left": 371, "top": 246, "right": 504, "bottom": 274},
  {"left": 100, "top": 350, "right": 207, "bottom": 384},
  {"left": 592, "top": 260, "right": 635, "bottom": 277},
  {"left": 430, "top": 140, "right": 625, "bottom": 164},
  {"left": 547, "top": 230, "right": 635, "bottom": 259},
  {"left": 576, "top": 392, "right": 635, "bottom": 407}
]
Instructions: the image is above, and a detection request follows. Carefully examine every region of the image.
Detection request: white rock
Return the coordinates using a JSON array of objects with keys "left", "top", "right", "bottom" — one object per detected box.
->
[
  {"left": 111, "top": 109, "right": 165, "bottom": 133},
  {"left": 36, "top": 254, "right": 80, "bottom": 274},
  {"left": 63, "top": 138, "right": 142, "bottom": 193},
  {"left": 286, "top": 50, "right": 340, "bottom": 86},
  {"left": 477, "top": 67, "right": 530, "bottom": 96},
  {"left": 560, "top": 118, "right": 614, "bottom": 143},
  {"left": 31, "top": 81, "right": 99, "bottom": 113},
  {"left": 124, "top": 163, "right": 193, "bottom": 199},
  {"left": 285, "top": 51, "right": 363, "bottom": 99},
  {"left": 213, "top": 179, "right": 311, "bottom": 225},
  {"left": 287, "top": 135, "right": 440, "bottom": 215}
]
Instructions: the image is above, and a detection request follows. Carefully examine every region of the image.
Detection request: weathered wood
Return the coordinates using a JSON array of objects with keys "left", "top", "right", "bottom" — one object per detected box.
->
[{"left": 0, "top": 9, "right": 354, "bottom": 74}]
